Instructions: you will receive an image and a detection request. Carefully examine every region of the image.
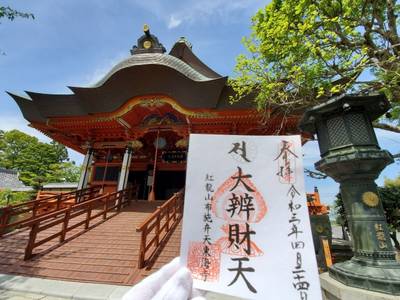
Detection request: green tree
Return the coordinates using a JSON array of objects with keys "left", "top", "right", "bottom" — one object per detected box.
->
[
  {"left": 385, "top": 175, "right": 400, "bottom": 187},
  {"left": 0, "top": 130, "right": 37, "bottom": 168},
  {"left": 0, "top": 130, "right": 80, "bottom": 189},
  {"left": 0, "top": 6, "right": 34, "bottom": 55},
  {"left": 44, "top": 162, "right": 81, "bottom": 183},
  {"left": 381, "top": 176, "right": 400, "bottom": 249},
  {"left": 334, "top": 193, "right": 348, "bottom": 230},
  {"left": 0, "top": 6, "right": 34, "bottom": 21},
  {"left": 334, "top": 175, "right": 400, "bottom": 250},
  {"left": 0, "top": 189, "right": 36, "bottom": 207},
  {"left": 0, "top": 130, "right": 5, "bottom": 154},
  {"left": 230, "top": 0, "right": 400, "bottom": 132}
]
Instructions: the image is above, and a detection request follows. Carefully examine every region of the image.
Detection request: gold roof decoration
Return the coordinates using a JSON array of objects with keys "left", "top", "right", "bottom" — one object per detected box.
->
[
  {"left": 175, "top": 138, "right": 189, "bottom": 148},
  {"left": 129, "top": 140, "right": 144, "bottom": 149}
]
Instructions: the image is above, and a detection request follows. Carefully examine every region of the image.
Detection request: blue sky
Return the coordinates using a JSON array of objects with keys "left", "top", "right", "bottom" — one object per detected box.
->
[{"left": 0, "top": 0, "right": 399, "bottom": 207}]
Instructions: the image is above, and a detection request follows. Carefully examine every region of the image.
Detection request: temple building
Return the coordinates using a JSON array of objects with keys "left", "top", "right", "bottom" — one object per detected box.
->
[
  {"left": 8, "top": 26, "right": 302, "bottom": 200},
  {"left": 0, "top": 27, "right": 334, "bottom": 287}
]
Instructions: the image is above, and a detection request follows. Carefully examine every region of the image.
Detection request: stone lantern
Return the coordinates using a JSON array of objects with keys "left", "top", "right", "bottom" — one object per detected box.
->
[{"left": 299, "top": 94, "right": 400, "bottom": 295}]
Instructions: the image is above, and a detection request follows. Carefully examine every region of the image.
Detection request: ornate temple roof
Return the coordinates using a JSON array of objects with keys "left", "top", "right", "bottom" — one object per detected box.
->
[
  {"left": 8, "top": 26, "right": 254, "bottom": 124},
  {"left": 7, "top": 26, "right": 304, "bottom": 154}
]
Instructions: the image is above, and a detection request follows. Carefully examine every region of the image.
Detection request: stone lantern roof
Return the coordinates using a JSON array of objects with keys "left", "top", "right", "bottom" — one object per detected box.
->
[{"left": 299, "top": 93, "right": 390, "bottom": 134}]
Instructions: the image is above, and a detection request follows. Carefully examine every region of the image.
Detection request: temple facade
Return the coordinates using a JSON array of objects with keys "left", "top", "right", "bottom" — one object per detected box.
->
[{"left": 9, "top": 26, "right": 303, "bottom": 200}]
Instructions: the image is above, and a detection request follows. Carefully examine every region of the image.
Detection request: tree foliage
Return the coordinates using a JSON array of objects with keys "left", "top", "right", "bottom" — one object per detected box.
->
[
  {"left": 230, "top": 0, "right": 400, "bottom": 131},
  {"left": 0, "top": 189, "right": 36, "bottom": 207},
  {"left": 0, "top": 6, "right": 34, "bottom": 55},
  {"left": 0, "top": 130, "right": 80, "bottom": 189},
  {"left": 334, "top": 193, "right": 348, "bottom": 229},
  {"left": 0, "top": 6, "right": 34, "bottom": 22},
  {"left": 334, "top": 175, "right": 400, "bottom": 250}
]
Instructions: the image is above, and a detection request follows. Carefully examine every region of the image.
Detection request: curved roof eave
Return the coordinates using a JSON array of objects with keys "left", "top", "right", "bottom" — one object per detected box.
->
[
  {"left": 6, "top": 92, "right": 46, "bottom": 123},
  {"left": 7, "top": 49, "right": 232, "bottom": 121},
  {"left": 7, "top": 64, "right": 228, "bottom": 120},
  {"left": 89, "top": 53, "right": 220, "bottom": 88},
  {"left": 69, "top": 64, "right": 228, "bottom": 113},
  {"left": 169, "top": 42, "right": 222, "bottom": 79},
  {"left": 25, "top": 91, "right": 86, "bottom": 117}
]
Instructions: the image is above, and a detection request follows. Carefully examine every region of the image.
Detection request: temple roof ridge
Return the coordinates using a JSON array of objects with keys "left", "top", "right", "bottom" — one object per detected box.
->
[
  {"left": 87, "top": 52, "right": 215, "bottom": 89},
  {"left": 8, "top": 26, "right": 253, "bottom": 125},
  {"left": 131, "top": 24, "right": 166, "bottom": 55}
]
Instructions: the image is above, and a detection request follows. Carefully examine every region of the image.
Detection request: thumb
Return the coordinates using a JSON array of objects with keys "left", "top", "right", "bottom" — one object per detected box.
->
[{"left": 153, "top": 267, "right": 193, "bottom": 300}]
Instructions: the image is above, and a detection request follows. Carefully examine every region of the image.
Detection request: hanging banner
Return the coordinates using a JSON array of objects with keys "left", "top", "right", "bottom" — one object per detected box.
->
[{"left": 180, "top": 134, "right": 322, "bottom": 300}]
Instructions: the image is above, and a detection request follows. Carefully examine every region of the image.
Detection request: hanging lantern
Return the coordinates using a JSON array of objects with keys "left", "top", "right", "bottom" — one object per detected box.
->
[
  {"left": 129, "top": 140, "right": 143, "bottom": 149},
  {"left": 154, "top": 137, "right": 167, "bottom": 149},
  {"left": 175, "top": 138, "right": 188, "bottom": 148}
]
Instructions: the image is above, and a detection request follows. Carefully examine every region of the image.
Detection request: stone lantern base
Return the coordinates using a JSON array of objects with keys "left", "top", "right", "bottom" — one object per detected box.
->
[
  {"left": 320, "top": 272, "right": 400, "bottom": 300},
  {"left": 329, "top": 260, "right": 400, "bottom": 295}
]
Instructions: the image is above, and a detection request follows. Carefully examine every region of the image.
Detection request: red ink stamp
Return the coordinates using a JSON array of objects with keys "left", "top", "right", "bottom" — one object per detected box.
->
[
  {"left": 212, "top": 169, "right": 267, "bottom": 223},
  {"left": 187, "top": 241, "right": 221, "bottom": 282}
]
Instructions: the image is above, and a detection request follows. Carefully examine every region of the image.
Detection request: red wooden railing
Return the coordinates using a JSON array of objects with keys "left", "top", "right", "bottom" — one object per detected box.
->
[
  {"left": 136, "top": 191, "right": 184, "bottom": 269},
  {"left": 0, "top": 187, "right": 101, "bottom": 236},
  {"left": 23, "top": 186, "right": 135, "bottom": 260}
]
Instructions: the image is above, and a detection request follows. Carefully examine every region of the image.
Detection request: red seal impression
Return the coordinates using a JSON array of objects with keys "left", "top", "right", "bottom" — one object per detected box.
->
[
  {"left": 212, "top": 169, "right": 267, "bottom": 223},
  {"left": 187, "top": 241, "right": 221, "bottom": 282}
]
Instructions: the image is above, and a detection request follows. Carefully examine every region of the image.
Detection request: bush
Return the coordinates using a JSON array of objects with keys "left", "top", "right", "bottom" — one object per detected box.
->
[{"left": 0, "top": 190, "right": 36, "bottom": 207}]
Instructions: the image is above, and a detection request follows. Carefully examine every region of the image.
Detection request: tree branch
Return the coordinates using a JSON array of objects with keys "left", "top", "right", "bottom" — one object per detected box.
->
[
  {"left": 373, "top": 122, "right": 400, "bottom": 133},
  {"left": 304, "top": 168, "right": 328, "bottom": 179},
  {"left": 386, "top": 0, "right": 400, "bottom": 55}
]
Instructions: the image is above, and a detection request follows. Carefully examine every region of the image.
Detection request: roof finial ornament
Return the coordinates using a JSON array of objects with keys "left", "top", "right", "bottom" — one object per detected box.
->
[
  {"left": 177, "top": 37, "right": 192, "bottom": 49},
  {"left": 143, "top": 24, "right": 150, "bottom": 36},
  {"left": 130, "top": 24, "right": 166, "bottom": 55}
]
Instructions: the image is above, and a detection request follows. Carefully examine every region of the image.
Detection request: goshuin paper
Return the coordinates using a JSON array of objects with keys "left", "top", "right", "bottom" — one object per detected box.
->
[{"left": 180, "top": 134, "right": 322, "bottom": 300}]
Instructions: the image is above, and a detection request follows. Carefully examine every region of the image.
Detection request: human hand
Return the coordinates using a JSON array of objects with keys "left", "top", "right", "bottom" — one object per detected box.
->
[{"left": 122, "top": 257, "right": 205, "bottom": 300}]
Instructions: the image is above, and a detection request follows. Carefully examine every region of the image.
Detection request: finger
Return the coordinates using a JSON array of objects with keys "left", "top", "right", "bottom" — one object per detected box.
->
[
  {"left": 122, "top": 257, "right": 181, "bottom": 300},
  {"left": 153, "top": 267, "right": 193, "bottom": 300},
  {"left": 191, "top": 288, "right": 207, "bottom": 300}
]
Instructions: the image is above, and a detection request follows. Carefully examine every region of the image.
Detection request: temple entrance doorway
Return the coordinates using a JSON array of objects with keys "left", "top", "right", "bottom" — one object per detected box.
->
[
  {"left": 155, "top": 171, "right": 186, "bottom": 200},
  {"left": 128, "top": 171, "right": 147, "bottom": 200}
]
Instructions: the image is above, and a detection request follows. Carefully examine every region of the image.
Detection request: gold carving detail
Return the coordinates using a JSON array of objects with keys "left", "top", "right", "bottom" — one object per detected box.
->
[
  {"left": 362, "top": 191, "right": 379, "bottom": 207},
  {"left": 374, "top": 223, "right": 388, "bottom": 249},
  {"left": 143, "top": 40, "right": 152, "bottom": 49},
  {"left": 315, "top": 224, "right": 324, "bottom": 234}
]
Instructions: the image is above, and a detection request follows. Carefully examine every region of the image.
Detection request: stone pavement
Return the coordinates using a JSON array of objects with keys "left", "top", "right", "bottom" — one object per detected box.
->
[
  {"left": 0, "top": 290, "right": 64, "bottom": 300},
  {"left": 0, "top": 273, "right": 244, "bottom": 300},
  {"left": 0, "top": 274, "right": 131, "bottom": 300}
]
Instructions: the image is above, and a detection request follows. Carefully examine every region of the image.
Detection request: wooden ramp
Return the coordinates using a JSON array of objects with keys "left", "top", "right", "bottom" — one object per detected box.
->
[{"left": 0, "top": 201, "right": 182, "bottom": 286}]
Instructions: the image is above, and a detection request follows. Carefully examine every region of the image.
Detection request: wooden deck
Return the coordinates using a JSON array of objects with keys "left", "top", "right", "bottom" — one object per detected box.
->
[{"left": 0, "top": 201, "right": 182, "bottom": 286}]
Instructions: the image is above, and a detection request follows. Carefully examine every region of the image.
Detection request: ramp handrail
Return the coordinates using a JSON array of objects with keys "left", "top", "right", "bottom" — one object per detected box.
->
[
  {"left": 23, "top": 186, "right": 135, "bottom": 260},
  {"left": 0, "top": 186, "right": 101, "bottom": 236},
  {"left": 136, "top": 190, "right": 184, "bottom": 269}
]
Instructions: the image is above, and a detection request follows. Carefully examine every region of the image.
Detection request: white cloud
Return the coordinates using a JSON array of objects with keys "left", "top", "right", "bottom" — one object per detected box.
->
[
  {"left": 168, "top": 15, "right": 182, "bottom": 29},
  {"left": 84, "top": 52, "right": 128, "bottom": 86},
  {"left": 166, "top": 0, "right": 263, "bottom": 28},
  {"left": 129, "top": 0, "right": 266, "bottom": 29}
]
